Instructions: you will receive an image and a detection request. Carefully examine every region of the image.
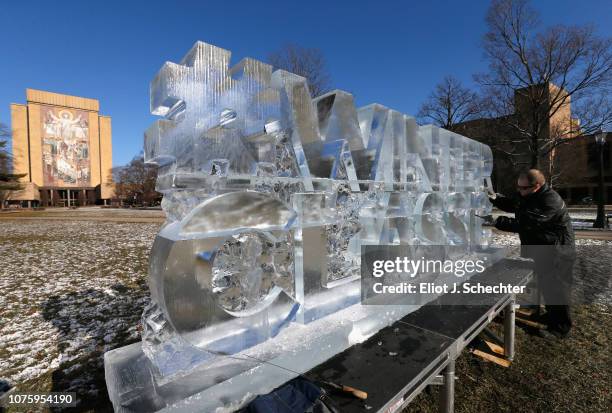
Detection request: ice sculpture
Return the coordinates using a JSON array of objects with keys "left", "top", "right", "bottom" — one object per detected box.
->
[{"left": 104, "top": 41, "right": 498, "bottom": 412}]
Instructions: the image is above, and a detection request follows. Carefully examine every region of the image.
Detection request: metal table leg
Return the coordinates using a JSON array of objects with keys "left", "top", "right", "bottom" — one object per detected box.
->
[
  {"left": 504, "top": 295, "right": 516, "bottom": 361},
  {"left": 439, "top": 359, "right": 455, "bottom": 413}
]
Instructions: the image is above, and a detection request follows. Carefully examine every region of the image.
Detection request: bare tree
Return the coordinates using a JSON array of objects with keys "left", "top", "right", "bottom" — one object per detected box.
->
[
  {"left": 114, "top": 155, "right": 160, "bottom": 206},
  {"left": 268, "top": 44, "right": 331, "bottom": 98},
  {"left": 476, "top": 0, "right": 612, "bottom": 169},
  {"left": 417, "top": 76, "right": 483, "bottom": 129},
  {"left": 0, "top": 123, "right": 24, "bottom": 208}
]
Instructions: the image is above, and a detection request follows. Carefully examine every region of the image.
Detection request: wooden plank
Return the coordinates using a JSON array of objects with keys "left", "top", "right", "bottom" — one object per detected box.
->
[
  {"left": 481, "top": 327, "right": 504, "bottom": 346},
  {"left": 471, "top": 349, "right": 512, "bottom": 368},
  {"left": 516, "top": 307, "right": 536, "bottom": 317},
  {"left": 484, "top": 340, "right": 505, "bottom": 355},
  {"left": 515, "top": 317, "right": 546, "bottom": 330}
]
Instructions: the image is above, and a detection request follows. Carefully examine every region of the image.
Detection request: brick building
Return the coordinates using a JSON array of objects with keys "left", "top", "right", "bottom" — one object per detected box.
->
[
  {"left": 453, "top": 83, "right": 610, "bottom": 204},
  {"left": 553, "top": 133, "right": 611, "bottom": 204}
]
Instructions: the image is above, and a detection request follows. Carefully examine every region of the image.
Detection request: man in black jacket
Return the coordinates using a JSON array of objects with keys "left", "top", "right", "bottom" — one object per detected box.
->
[{"left": 491, "top": 169, "right": 575, "bottom": 338}]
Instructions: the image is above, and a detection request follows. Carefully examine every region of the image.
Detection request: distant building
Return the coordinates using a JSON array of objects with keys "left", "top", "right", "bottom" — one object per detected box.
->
[
  {"left": 553, "top": 133, "right": 611, "bottom": 204},
  {"left": 454, "top": 83, "right": 611, "bottom": 204},
  {"left": 9, "top": 89, "right": 114, "bottom": 207}
]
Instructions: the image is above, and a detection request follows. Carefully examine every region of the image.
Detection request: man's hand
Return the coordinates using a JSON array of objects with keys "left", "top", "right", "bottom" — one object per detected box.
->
[
  {"left": 476, "top": 214, "right": 495, "bottom": 226},
  {"left": 495, "top": 216, "right": 515, "bottom": 231}
]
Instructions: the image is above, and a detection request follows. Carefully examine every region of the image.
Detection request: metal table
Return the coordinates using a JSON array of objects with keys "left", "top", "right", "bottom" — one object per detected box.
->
[{"left": 306, "top": 258, "right": 533, "bottom": 413}]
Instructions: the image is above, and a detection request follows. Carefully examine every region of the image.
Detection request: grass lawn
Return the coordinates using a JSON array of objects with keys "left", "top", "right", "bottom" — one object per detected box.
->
[{"left": 0, "top": 209, "right": 610, "bottom": 412}]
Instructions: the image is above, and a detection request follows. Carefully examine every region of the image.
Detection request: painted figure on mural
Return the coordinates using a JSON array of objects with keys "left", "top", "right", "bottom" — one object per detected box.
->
[
  {"left": 41, "top": 107, "right": 90, "bottom": 186},
  {"left": 44, "top": 110, "right": 87, "bottom": 141}
]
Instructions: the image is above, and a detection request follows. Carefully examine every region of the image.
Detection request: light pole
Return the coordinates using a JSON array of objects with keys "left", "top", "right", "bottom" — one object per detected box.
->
[{"left": 593, "top": 130, "right": 607, "bottom": 228}]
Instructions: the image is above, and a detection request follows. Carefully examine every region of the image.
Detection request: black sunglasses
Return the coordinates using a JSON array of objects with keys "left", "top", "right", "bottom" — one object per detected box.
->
[{"left": 516, "top": 184, "right": 535, "bottom": 190}]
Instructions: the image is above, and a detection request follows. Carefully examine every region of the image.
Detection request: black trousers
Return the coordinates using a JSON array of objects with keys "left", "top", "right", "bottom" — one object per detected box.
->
[{"left": 533, "top": 252, "right": 574, "bottom": 334}]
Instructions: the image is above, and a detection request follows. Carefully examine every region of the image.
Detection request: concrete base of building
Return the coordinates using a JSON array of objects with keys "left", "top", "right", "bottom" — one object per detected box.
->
[{"left": 6, "top": 183, "right": 113, "bottom": 208}]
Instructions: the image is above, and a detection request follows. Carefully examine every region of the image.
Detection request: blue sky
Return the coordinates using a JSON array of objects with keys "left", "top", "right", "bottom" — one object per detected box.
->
[{"left": 1, "top": 0, "right": 610, "bottom": 166}]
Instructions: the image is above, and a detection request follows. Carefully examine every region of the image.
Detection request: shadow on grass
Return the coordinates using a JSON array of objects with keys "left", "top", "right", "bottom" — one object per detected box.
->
[{"left": 42, "top": 282, "right": 146, "bottom": 412}]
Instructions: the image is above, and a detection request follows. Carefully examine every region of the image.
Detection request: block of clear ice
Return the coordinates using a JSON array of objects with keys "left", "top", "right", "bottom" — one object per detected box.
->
[{"left": 104, "top": 41, "right": 502, "bottom": 412}]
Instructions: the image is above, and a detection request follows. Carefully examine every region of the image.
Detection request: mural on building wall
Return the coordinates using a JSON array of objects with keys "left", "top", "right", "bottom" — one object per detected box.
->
[{"left": 41, "top": 106, "right": 91, "bottom": 187}]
